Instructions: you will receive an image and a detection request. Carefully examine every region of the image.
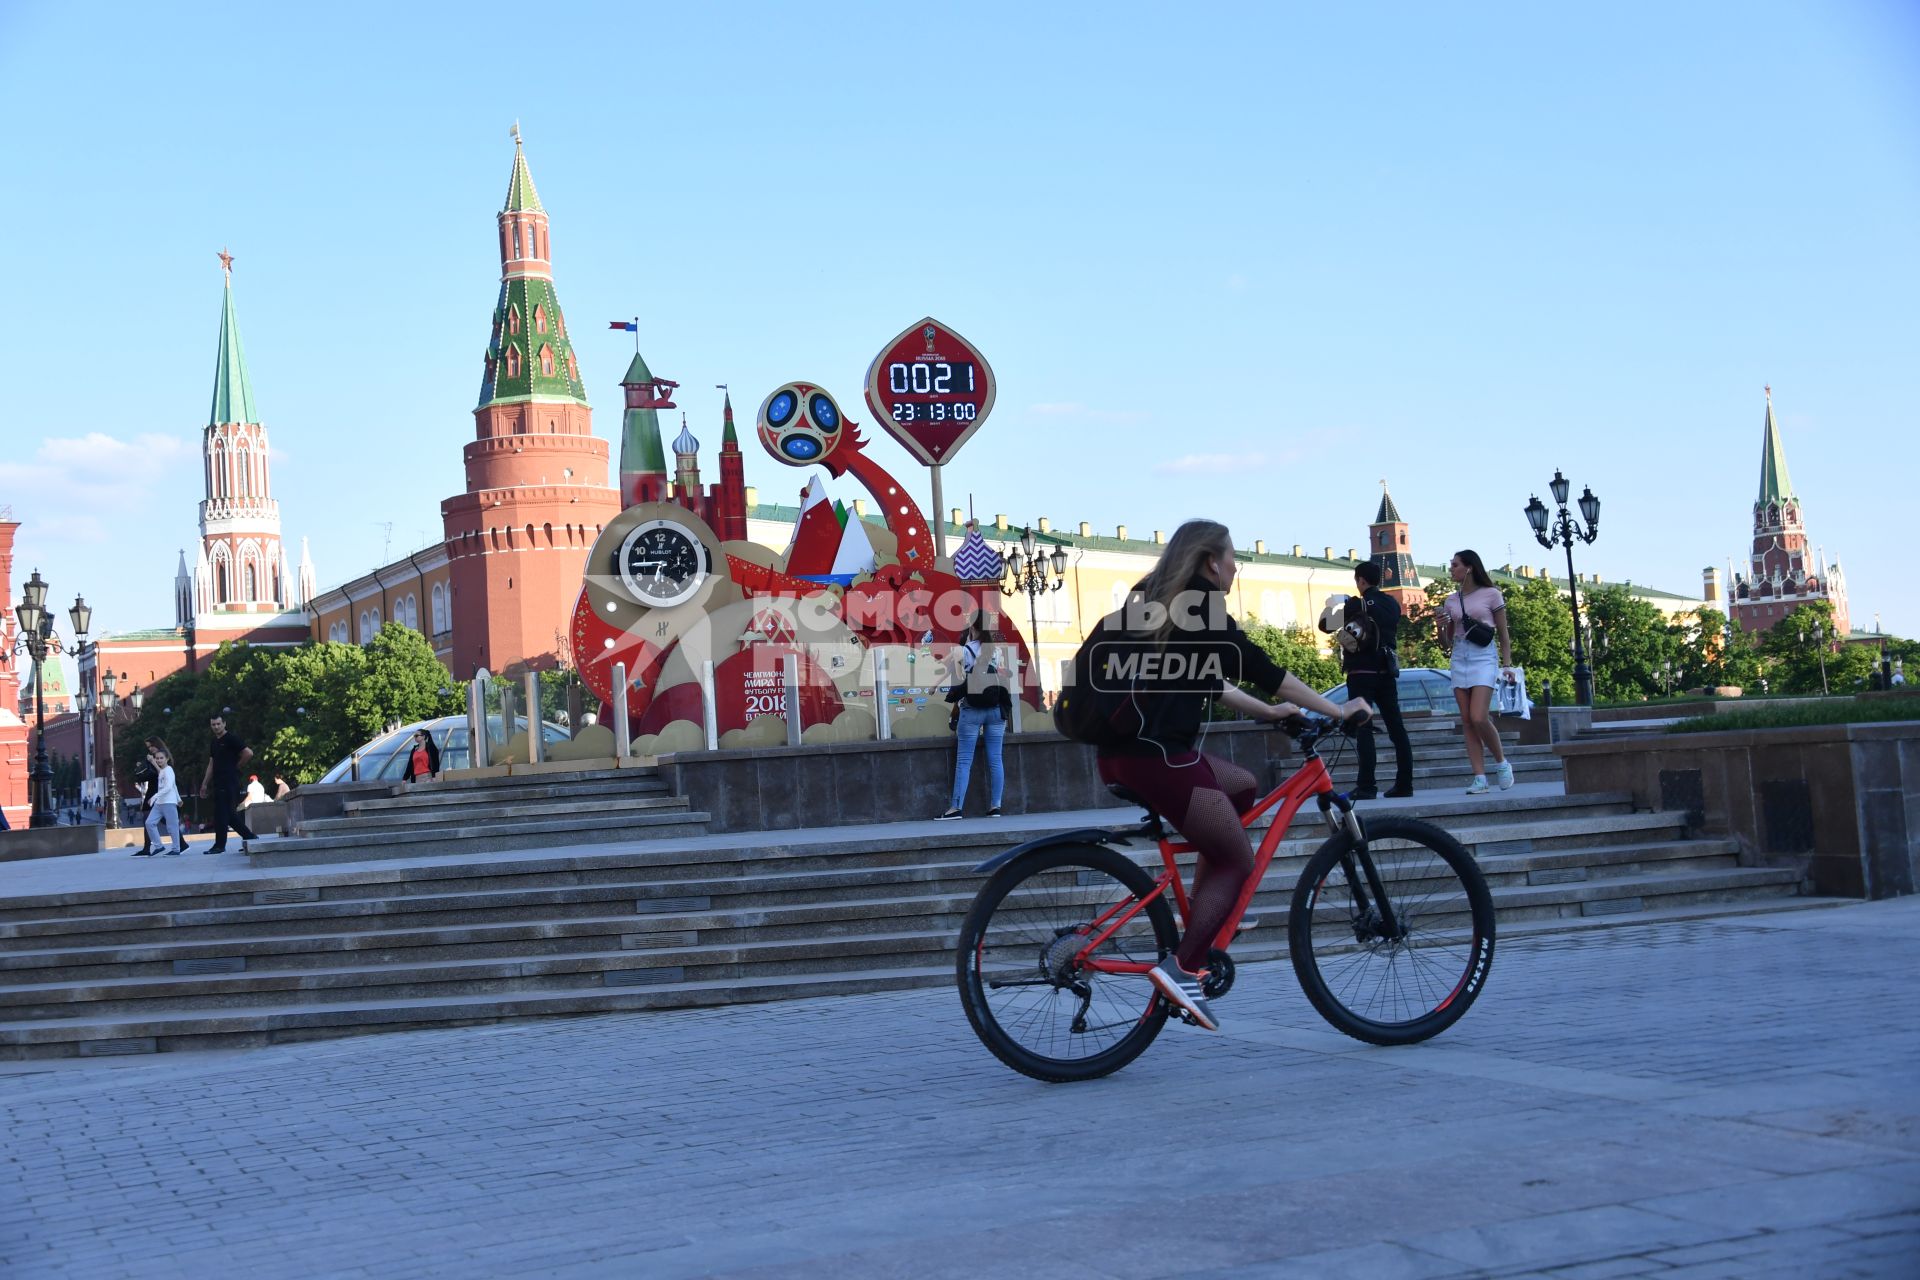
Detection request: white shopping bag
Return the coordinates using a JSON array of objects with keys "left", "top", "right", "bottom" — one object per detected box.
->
[{"left": 1494, "top": 668, "right": 1532, "bottom": 719}]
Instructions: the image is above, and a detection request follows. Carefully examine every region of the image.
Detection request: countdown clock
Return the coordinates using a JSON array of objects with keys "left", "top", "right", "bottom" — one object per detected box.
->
[
  {"left": 863, "top": 317, "right": 996, "bottom": 466},
  {"left": 616, "top": 517, "right": 710, "bottom": 609}
]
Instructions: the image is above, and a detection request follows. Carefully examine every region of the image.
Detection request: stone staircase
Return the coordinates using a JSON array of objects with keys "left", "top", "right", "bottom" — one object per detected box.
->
[
  {"left": 258, "top": 717, "right": 1553, "bottom": 866},
  {"left": 260, "top": 766, "right": 711, "bottom": 864},
  {"left": 0, "top": 781, "right": 1827, "bottom": 1060}
]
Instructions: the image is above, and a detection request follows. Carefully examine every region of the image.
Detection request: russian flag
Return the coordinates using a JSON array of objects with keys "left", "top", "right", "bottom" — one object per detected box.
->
[{"left": 608, "top": 320, "right": 638, "bottom": 332}]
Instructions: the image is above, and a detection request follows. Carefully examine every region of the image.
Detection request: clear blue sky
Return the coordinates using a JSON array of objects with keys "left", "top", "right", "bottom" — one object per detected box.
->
[{"left": 3, "top": 0, "right": 1916, "bottom": 667}]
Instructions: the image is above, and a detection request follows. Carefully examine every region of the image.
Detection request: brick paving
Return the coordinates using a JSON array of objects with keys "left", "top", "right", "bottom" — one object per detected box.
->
[{"left": 2, "top": 897, "right": 1915, "bottom": 1279}]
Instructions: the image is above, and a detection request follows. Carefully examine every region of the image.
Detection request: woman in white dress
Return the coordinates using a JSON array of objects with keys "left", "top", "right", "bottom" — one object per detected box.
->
[{"left": 1438, "top": 549, "right": 1514, "bottom": 794}]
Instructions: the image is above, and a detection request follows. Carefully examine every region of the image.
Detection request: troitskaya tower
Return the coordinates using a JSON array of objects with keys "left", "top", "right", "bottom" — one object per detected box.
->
[
  {"left": 195, "top": 252, "right": 289, "bottom": 613},
  {"left": 1730, "top": 387, "right": 1849, "bottom": 636},
  {"left": 441, "top": 129, "right": 620, "bottom": 679}
]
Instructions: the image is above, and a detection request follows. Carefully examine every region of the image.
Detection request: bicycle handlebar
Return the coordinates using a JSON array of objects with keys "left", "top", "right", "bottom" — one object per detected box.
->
[{"left": 1276, "top": 707, "right": 1372, "bottom": 749}]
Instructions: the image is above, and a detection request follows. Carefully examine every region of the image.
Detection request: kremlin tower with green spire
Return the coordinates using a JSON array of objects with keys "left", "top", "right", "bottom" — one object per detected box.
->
[
  {"left": 196, "top": 249, "right": 288, "bottom": 614},
  {"left": 1730, "top": 387, "right": 1849, "bottom": 637},
  {"left": 440, "top": 130, "right": 621, "bottom": 679}
]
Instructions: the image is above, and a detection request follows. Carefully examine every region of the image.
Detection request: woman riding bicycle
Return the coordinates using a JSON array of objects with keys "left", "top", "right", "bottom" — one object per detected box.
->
[{"left": 1098, "top": 519, "right": 1371, "bottom": 1031}]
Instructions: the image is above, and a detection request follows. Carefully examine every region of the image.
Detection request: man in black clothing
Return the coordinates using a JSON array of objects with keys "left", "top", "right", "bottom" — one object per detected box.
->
[
  {"left": 1341, "top": 562, "right": 1414, "bottom": 799},
  {"left": 199, "top": 713, "right": 258, "bottom": 854}
]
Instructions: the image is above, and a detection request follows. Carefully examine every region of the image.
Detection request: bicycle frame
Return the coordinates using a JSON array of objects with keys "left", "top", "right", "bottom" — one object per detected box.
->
[{"left": 1072, "top": 743, "right": 1393, "bottom": 977}]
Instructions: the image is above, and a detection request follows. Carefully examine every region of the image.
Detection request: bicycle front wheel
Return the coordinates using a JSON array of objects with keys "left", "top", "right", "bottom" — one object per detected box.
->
[
  {"left": 1288, "top": 814, "right": 1495, "bottom": 1046},
  {"left": 957, "top": 843, "right": 1178, "bottom": 1083}
]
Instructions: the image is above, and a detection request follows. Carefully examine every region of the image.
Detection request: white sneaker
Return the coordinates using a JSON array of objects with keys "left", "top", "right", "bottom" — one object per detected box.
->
[
  {"left": 1147, "top": 958, "right": 1219, "bottom": 1031},
  {"left": 1495, "top": 761, "right": 1515, "bottom": 790},
  {"left": 1464, "top": 776, "right": 1490, "bottom": 795}
]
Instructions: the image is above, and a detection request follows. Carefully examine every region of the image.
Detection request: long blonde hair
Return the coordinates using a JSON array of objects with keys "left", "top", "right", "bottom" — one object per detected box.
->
[{"left": 1127, "top": 519, "right": 1233, "bottom": 645}]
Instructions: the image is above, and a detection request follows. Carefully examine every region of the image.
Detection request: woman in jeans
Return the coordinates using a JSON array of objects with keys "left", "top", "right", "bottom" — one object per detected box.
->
[
  {"left": 142, "top": 746, "right": 189, "bottom": 856},
  {"left": 938, "top": 615, "right": 1011, "bottom": 819},
  {"left": 1439, "top": 549, "right": 1514, "bottom": 794}
]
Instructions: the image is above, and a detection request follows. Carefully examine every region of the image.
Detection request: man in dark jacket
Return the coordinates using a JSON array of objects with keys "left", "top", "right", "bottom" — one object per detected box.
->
[
  {"left": 199, "top": 713, "right": 258, "bottom": 854},
  {"left": 1341, "top": 562, "right": 1414, "bottom": 799}
]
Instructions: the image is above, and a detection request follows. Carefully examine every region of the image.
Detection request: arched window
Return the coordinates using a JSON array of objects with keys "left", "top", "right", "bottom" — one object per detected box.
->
[
  {"left": 566, "top": 350, "right": 577, "bottom": 381},
  {"left": 404, "top": 594, "right": 418, "bottom": 630},
  {"left": 555, "top": 310, "right": 565, "bottom": 337},
  {"left": 505, "top": 345, "right": 521, "bottom": 378},
  {"left": 539, "top": 344, "right": 555, "bottom": 376},
  {"left": 216, "top": 562, "right": 230, "bottom": 603},
  {"left": 359, "top": 611, "right": 372, "bottom": 643},
  {"left": 534, "top": 305, "right": 547, "bottom": 333},
  {"left": 244, "top": 563, "right": 257, "bottom": 601},
  {"left": 508, "top": 305, "right": 520, "bottom": 334},
  {"left": 431, "top": 583, "right": 447, "bottom": 633},
  {"left": 513, "top": 225, "right": 522, "bottom": 258}
]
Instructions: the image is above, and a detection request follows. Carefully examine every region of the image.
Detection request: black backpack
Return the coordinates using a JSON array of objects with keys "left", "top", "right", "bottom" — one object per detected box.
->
[{"left": 1053, "top": 621, "right": 1136, "bottom": 747}]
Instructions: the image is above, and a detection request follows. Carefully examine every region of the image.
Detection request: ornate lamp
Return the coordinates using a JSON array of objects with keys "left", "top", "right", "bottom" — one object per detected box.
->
[
  {"left": 1549, "top": 470, "right": 1571, "bottom": 507},
  {"left": 1523, "top": 496, "right": 1550, "bottom": 539},
  {"left": 1577, "top": 486, "right": 1601, "bottom": 529}
]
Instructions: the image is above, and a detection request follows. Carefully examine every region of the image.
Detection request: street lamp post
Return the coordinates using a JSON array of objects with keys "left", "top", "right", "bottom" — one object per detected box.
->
[
  {"left": 1524, "top": 471, "right": 1602, "bottom": 707},
  {"left": 1798, "top": 621, "right": 1830, "bottom": 697},
  {"left": 99, "top": 669, "right": 126, "bottom": 829},
  {"left": 68, "top": 595, "right": 93, "bottom": 816},
  {"left": 1004, "top": 526, "right": 1069, "bottom": 674},
  {"left": 13, "top": 569, "right": 58, "bottom": 826}
]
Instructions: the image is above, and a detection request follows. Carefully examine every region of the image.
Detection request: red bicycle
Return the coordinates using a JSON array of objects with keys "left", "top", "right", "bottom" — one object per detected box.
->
[{"left": 957, "top": 715, "right": 1496, "bottom": 1082}]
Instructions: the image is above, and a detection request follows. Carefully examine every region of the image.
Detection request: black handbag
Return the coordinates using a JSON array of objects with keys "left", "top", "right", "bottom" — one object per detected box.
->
[{"left": 1455, "top": 590, "right": 1497, "bottom": 648}]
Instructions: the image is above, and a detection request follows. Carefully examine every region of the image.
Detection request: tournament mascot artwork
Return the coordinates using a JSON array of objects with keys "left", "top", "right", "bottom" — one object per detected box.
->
[{"left": 568, "top": 382, "right": 1049, "bottom": 754}]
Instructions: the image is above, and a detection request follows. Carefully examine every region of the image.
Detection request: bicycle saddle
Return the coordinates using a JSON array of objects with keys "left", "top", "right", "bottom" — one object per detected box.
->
[{"left": 1105, "top": 784, "right": 1167, "bottom": 837}]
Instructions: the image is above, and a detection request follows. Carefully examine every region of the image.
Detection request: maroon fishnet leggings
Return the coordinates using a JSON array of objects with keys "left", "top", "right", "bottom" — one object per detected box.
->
[{"left": 1098, "top": 750, "right": 1259, "bottom": 972}]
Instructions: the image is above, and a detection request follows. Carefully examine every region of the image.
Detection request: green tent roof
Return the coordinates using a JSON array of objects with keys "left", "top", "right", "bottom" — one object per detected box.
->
[
  {"left": 621, "top": 352, "right": 655, "bottom": 384},
  {"left": 504, "top": 140, "right": 544, "bottom": 213},
  {"left": 1758, "top": 392, "right": 1794, "bottom": 504},
  {"left": 208, "top": 276, "right": 259, "bottom": 426},
  {"left": 1374, "top": 487, "right": 1404, "bottom": 524}
]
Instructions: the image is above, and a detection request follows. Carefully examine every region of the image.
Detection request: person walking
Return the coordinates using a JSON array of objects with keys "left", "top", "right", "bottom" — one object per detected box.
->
[
  {"left": 938, "top": 615, "right": 1012, "bottom": 819},
  {"left": 402, "top": 729, "right": 441, "bottom": 785},
  {"left": 199, "top": 713, "right": 259, "bottom": 854},
  {"left": 1439, "top": 549, "right": 1515, "bottom": 794},
  {"left": 129, "top": 738, "right": 165, "bottom": 855},
  {"left": 1335, "top": 561, "right": 1414, "bottom": 799},
  {"left": 142, "top": 746, "right": 188, "bottom": 856}
]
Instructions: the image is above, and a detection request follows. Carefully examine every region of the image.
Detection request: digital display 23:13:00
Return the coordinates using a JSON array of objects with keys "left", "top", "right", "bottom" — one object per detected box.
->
[{"left": 885, "top": 361, "right": 981, "bottom": 423}]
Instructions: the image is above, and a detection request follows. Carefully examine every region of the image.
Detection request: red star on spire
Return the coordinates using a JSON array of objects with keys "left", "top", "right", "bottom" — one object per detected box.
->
[{"left": 218, "top": 247, "right": 234, "bottom": 278}]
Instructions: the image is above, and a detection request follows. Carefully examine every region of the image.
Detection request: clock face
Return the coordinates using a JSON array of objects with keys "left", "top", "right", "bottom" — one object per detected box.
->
[{"left": 616, "top": 518, "right": 708, "bottom": 609}]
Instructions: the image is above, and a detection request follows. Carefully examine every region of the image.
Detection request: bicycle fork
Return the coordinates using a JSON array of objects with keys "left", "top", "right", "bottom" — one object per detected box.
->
[{"left": 1317, "top": 793, "right": 1404, "bottom": 943}]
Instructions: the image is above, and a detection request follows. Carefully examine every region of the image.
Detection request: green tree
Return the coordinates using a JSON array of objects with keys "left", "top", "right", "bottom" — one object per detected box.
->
[
  {"left": 1755, "top": 602, "right": 1845, "bottom": 695},
  {"left": 1679, "top": 608, "right": 1764, "bottom": 692},
  {"left": 1584, "top": 584, "right": 1684, "bottom": 702},
  {"left": 1503, "top": 576, "right": 1575, "bottom": 703},
  {"left": 1241, "top": 619, "right": 1344, "bottom": 696},
  {"left": 339, "top": 624, "right": 462, "bottom": 744},
  {"left": 1395, "top": 580, "right": 1454, "bottom": 672}
]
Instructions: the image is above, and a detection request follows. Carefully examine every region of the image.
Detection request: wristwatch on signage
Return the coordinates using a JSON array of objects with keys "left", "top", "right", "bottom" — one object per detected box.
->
[{"left": 615, "top": 516, "right": 710, "bottom": 609}]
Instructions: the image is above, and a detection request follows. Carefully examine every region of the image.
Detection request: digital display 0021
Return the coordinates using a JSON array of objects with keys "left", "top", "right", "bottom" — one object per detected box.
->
[{"left": 863, "top": 317, "right": 996, "bottom": 466}]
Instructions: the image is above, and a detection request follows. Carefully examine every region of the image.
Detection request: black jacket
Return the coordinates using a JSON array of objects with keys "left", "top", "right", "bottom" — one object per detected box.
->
[
  {"left": 1100, "top": 575, "right": 1289, "bottom": 757},
  {"left": 1343, "top": 588, "right": 1402, "bottom": 677},
  {"left": 402, "top": 734, "right": 442, "bottom": 782}
]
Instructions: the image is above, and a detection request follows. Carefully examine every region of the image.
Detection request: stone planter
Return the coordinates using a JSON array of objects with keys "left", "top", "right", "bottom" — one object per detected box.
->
[{"left": 1555, "top": 721, "right": 1920, "bottom": 899}]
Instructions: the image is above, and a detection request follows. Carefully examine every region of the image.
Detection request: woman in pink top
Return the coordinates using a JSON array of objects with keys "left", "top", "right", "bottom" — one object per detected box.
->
[{"left": 1439, "top": 549, "right": 1515, "bottom": 794}]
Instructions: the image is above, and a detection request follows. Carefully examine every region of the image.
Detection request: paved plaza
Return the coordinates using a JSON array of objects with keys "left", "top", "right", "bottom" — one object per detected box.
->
[{"left": 2, "top": 897, "right": 1916, "bottom": 1279}]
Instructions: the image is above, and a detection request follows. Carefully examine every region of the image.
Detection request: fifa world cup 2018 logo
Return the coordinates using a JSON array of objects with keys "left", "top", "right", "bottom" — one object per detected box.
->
[{"left": 924, "top": 325, "right": 937, "bottom": 353}]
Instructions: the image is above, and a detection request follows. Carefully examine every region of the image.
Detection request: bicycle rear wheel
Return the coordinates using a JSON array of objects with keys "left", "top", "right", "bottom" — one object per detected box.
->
[
  {"left": 957, "top": 843, "right": 1178, "bottom": 1083},
  {"left": 1288, "top": 814, "right": 1495, "bottom": 1046}
]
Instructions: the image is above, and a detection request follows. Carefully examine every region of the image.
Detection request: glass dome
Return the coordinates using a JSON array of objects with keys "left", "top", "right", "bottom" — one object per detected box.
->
[{"left": 316, "top": 715, "right": 571, "bottom": 784}]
